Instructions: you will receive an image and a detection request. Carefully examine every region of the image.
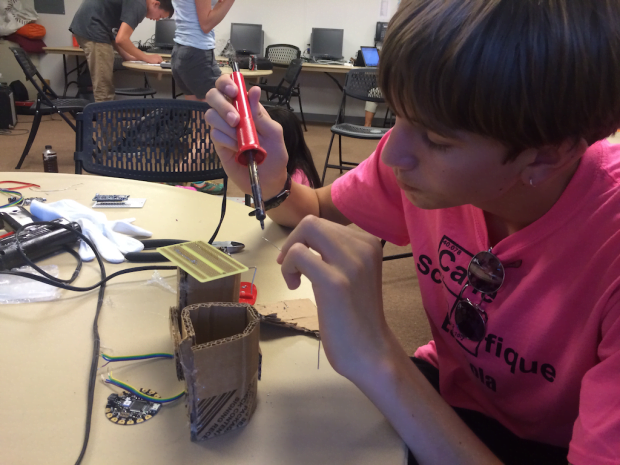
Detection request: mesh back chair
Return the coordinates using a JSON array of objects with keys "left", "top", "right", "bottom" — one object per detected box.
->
[
  {"left": 74, "top": 99, "right": 225, "bottom": 184},
  {"left": 112, "top": 56, "right": 157, "bottom": 98},
  {"left": 256, "top": 58, "right": 307, "bottom": 131},
  {"left": 10, "top": 46, "right": 91, "bottom": 169},
  {"left": 320, "top": 69, "right": 389, "bottom": 184},
  {"left": 266, "top": 44, "right": 301, "bottom": 66}
]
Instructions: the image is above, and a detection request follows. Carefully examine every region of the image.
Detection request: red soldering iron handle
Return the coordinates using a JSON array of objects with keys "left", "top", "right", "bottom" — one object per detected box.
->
[{"left": 231, "top": 71, "right": 267, "bottom": 166}]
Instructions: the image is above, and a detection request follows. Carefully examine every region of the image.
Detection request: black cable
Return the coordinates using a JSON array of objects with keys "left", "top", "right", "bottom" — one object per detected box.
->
[
  {"left": 73, "top": 251, "right": 106, "bottom": 465},
  {"left": 207, "top": 176, "right": 227, "bottom": 244},
  {"left": 13, "top": 222, "right": 83, "bottom": 284},
  {"left": 1, "top": 264, "right": 177, "bottom": 291},
  {"left": 0, "top": 221, "right": 179, "bottom": 465},
  {"left": 61, "top": 245, "right": 83, "bottom": 283},
  {"left": 1, "top": 221, "right": 177, "bottom": 291},
  {"left": 6, "top": 204, "right": 230, "bottom": 463}
]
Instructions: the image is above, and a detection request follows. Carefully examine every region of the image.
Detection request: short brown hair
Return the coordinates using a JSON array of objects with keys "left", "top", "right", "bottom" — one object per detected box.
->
[{"left": 380, "top": 0, "right": 620, "bottom": 156}]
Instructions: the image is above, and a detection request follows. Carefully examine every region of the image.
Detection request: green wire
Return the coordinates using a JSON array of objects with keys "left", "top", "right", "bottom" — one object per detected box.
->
[
  {"left": 101, "top": 353, "right": 183, "bottom": 403},
  {"left": 0, "top": 189, "right": 24, "bottom": 209},
  {"left": 101, "top": 352, "right": 173, "bottom": 362},
  {"left": 106, "top": 372, "right": 185, "bottom": 403}
]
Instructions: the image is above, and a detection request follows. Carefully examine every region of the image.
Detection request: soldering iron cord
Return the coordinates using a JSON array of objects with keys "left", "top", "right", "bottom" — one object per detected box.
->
[{"left": 0, "top": 222, "right": 183, "bottom": 465}]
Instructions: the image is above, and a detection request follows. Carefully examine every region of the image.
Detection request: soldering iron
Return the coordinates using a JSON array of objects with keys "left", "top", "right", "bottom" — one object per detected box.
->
[{"left": 230, "top": 60, "right": 268, "bottom": 229}]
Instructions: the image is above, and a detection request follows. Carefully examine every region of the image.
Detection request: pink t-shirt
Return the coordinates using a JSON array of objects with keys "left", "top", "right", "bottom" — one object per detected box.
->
[
  {"left": 332, "top": 133, "right": 620, "bottom": 465},
  {"left": 291, "top": 169, "right": 311, "bottom": 187}
]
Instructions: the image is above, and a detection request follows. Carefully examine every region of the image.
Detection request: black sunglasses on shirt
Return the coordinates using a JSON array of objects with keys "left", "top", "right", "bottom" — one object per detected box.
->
[{"left": 453, "top": 249, "right": 505, "bottom": 342}]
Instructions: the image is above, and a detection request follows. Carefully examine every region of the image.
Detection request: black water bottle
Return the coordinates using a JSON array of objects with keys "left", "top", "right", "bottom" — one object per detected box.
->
[{"left": 42, "top": 145, "right": 58, "bottom": 173}]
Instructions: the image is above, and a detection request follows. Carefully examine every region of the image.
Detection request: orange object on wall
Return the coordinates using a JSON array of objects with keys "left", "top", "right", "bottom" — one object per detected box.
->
[{"left": 16, "top": 24, "right": 46, "bottom": 40}]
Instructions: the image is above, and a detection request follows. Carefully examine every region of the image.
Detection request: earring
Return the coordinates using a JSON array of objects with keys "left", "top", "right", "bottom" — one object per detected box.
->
[{"left": 529, "top": 178, "right": 534, "bottom": 187}]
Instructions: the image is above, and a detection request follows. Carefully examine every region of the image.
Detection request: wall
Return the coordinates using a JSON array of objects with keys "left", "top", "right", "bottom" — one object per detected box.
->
[{"left": 14, "top": 0, "right": 399, "bottom": 119}]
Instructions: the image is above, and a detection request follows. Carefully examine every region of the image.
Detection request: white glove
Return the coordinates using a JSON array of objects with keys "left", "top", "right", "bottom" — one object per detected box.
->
[{"left": 29, "top": 199, "right": 153, "bottom": 264}]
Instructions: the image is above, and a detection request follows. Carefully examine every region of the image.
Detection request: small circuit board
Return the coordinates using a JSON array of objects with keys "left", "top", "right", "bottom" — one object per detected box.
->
[
  {"left": 157, "top": 240, "right": 248, "bottom": 283},
  {"left": 93, "top": 194, "right": 130, "bottom": 205},
  {"left": 105, "top": 389, "right": 162, "bottom": 425}
]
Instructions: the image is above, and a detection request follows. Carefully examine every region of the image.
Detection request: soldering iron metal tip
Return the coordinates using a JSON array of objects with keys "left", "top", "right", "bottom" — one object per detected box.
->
[{"left": 260, "top": 220, "right": 265, "bottom": 230}]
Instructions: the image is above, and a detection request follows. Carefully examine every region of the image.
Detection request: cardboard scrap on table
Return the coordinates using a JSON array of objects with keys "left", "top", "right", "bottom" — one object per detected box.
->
[{"left": 254, "top": 299, "right": 320, "bottom": 338}]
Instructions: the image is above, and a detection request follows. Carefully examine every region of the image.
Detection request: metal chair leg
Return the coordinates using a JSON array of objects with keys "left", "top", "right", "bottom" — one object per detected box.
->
[
  {"left": 338, "top": 134, "right": 343, "bottom": 175},
  {"left": 58, "top": 111, "right": 77, "bottom": 131},
  {"left": 321, "top": 133, "right": 337, "bottom": 185},
  {"left": 296, "top": 87, "right": 307, "bottom": 132},
  {"left": 381, "top": 238, "right": 413, "bottom": 261},
  {"left": 16, "top": 108, "right": 42, "bottom": 169}
]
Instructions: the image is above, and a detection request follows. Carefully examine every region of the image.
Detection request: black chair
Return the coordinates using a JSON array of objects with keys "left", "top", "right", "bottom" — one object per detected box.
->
[
  {"left": 255, "top": 58, "right": 306, "bottom": 131},
  {"left": 320, "top": 69, "right": 389, "bottom": 184},
  {"left": 75, "top": 99, "right": 227, "bottom": 243},
  {"left": 381, "top": 239, "right": 413, "bottom": 261},
  {"left": 265, "top": 44, "right": 301, "bottom": 67},
  {"left": 74, "top": 99, "right": 225, "bottom": 183},
  {"left": 10, "top": 46, "right": 91, "bottom": 169},
  {"left": 113, "top": 56, "right": 157, "bottom": 98}
]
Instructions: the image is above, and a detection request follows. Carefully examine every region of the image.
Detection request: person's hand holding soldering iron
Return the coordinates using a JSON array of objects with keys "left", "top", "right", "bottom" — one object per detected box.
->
[{"left": 205, "top": 71, "right": 291, "bottom": 228}]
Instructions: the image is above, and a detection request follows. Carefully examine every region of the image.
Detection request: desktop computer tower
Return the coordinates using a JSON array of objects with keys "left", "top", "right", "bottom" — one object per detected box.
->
[{"left": 0, "top": 86, "right": 17, "bottom": 130}]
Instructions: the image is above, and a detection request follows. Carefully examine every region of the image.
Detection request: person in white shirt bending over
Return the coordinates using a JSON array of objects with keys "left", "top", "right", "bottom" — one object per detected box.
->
[{"left": 171, "top": 0, "right": 235, "bottom": 102}]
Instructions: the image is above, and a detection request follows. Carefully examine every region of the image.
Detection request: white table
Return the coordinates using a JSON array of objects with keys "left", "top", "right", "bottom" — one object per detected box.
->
[{"left": 0, "top": 173, "right": 406, "bottom": 464}]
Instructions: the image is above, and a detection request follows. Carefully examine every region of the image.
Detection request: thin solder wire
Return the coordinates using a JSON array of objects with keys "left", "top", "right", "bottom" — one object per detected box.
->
[{"left": 262, "top": 237, "right": 282, "bottom": 251}]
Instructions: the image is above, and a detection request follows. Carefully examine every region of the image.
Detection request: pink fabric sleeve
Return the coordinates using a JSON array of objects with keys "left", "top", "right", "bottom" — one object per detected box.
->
[
  {"left": 331, "top": 131, "right": 411, "bottom": 246},
  {"left": 568, "top": 287, "right": 620, "bottom": 465},
  {"left": 291, "top": 169, "right": 311, "bottom": 187}
]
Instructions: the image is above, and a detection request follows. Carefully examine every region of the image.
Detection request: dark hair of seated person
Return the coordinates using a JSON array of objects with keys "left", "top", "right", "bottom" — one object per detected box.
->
[{"left": 267, "top": 107, "right": 322, "bottom": 188}]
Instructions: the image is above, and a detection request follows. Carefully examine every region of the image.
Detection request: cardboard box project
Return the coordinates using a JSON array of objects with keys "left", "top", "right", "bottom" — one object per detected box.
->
[
  {"left": 171, "top": 302, "right": 261, "bottom": 441},
  {"left": 172, "top": 265, "right": 242, "bottom": 380}
]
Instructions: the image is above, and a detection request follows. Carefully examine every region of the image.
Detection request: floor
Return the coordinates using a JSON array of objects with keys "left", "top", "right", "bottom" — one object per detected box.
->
[{"left": 2, "top": 113, "right": 430, "bottom": 356}]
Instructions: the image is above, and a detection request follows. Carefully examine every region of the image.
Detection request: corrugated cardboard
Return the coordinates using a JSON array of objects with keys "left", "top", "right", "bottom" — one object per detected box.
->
[
  {"left": 174, "top": 302, "right": 260, "bottom": 441},
  {"left": 254, "top": 299, "right": 320, "bottom": 337},
  {"left": 171, "top": 269, "right": 241, "bottom": 380},
  {"left": 177, "top": 268, "right": 240, "bottom": 309}
]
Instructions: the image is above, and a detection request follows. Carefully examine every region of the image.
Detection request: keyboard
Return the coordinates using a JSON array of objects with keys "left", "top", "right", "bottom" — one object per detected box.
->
[{"left": 146, "top": 47, "right": 173, "bottom": 54}]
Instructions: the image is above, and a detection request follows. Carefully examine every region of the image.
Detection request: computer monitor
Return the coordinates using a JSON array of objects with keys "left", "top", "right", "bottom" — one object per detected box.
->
[
  {"left": 230, "top": 23, "right": 263, "bottom": 56},
  {"left": 154, "top": 19, "right": 176, "bottom": 48},
  {"left": 310, "top": 28, "right": 344, "bottom": 61},
  {"left": 360, "top": 46, "right": 379, "bottom": 67}
]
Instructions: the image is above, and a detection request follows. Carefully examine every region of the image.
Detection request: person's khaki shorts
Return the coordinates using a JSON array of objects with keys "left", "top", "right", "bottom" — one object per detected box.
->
[{"left": 75, "top": 36, "right": 115, "bottom": 102}]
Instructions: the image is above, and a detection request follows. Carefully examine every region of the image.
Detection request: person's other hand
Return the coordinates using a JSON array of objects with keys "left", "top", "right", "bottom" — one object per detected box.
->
[
  {"left": 144, "top": 53, "right": 163, "bottom": 64},
  {"left": 205, "top": 75, "right": 289, "bottom": 199},
  {"left": 277, "top": 216, "right": 389, "bottom": 381}
]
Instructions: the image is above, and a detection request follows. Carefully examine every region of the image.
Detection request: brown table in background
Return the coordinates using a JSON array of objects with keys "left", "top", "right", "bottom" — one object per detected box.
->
[
  {"left": 122, "top": 61, "right": 272, "bottom": 98},
  {"left": 44, "top": 46, "right": 172, "bottom": 97},
  {"left": 44, "top": 46, "right": 357, "bottom": 98}
]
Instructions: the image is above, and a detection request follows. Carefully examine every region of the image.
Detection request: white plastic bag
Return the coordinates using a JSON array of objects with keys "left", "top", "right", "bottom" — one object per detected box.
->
[
  {"left": 0, "top": 0, "right": 39, "bottom": 36},
  {"left": 0, "top": 265, "right": 61, "bottom": 304}
]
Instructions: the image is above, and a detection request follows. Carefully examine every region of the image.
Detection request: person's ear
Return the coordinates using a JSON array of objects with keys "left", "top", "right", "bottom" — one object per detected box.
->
[{"left": 520, "top": 138, "right": 587, "bottom": 187}]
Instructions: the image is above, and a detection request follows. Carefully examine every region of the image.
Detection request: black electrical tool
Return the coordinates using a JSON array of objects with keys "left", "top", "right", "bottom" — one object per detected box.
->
[
  {"left": 0, "top": 206, "right": 37, "bottom": 232},
  {"left": 0, "top": 218, "right": 82, "bottom": 271}
]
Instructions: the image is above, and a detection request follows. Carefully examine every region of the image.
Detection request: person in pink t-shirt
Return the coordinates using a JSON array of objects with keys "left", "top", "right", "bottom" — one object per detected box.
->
[
  {"left": 205, "top": 1, "right": 620, "bottom": 463},
  {"left": 266, "top": 107, "right": 322, "bottom": 188}
]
